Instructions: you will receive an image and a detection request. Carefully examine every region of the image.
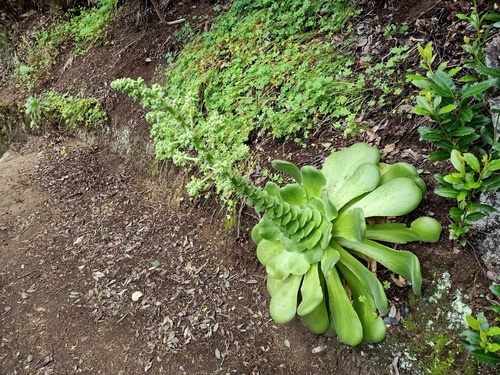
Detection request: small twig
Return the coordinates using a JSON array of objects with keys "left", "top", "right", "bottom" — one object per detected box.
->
[
  {"left": 165, "top": 18, "right": 186, "bottom": 26},
  {"left": 237, "top": 199, "right": 246, "bottom": 239},
  {"left": 17, "top": 270, "right": 34, "bottom": 279},
  {"left": 392, "top": 351, "right": 402, "bottom": 375},
  {"left": 117, "top": 313, "right": 129, "bottom": 324},
  {"left": 467, "top": 240, "right": 489, "bottom": 279}
]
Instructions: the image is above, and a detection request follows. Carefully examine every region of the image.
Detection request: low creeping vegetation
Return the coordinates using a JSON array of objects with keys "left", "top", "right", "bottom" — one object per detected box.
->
[
  {"left": 461, "top": 284, "right": 500, "bottom": 365},
  {"left": 13, "top": 0, "right": 117, "bottom": 91},
  {"left": 408, "top": 1, "right": 500, "bottom": 245},
  {"left": 25, "top": 91, "right": 107, "bottom": 131},
  {"left": 112, "top": 0, "right": 411, "bottom": 207}
]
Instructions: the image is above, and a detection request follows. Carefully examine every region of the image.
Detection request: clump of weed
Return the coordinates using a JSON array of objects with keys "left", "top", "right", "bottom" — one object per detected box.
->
[
  {"left": 25, "top": 90, "right": 107, "bottom": 131},
  {"left": 13, "top": 0, "right": 117, "bottom": 91}
]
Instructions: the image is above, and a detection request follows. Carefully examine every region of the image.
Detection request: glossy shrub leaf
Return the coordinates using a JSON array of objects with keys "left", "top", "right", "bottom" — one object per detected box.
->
[
  {"left": 469, "top": 349, "right": 500, "bottom": 365},
  {"left": 483, "top": 175, "right": 500, "bottom": 190},
  {"left": 487, "top": 159, "right": 500, "bottom": 172},
  {"left": 459, "top": 80, "right": 495, "bottom": 100},
  {"left": 429, "top": 150, "right": 451, "bottom": 161},
  {"left": 489, "top": 284, "right": 500, "bottom": 297},
  {"left": 450, "top": 127, "right": 476, "bottom": 137},
  {"left": 466, "top": 212, "right": 486, "bottom": 221},
  {"left": 431, "top": 70, "right": 456, "bottom": 97},
  {"left": 450, "top": 150, "right": 465, "bottom": 174},
  {"left": 438, "top": 104, "right": 457, "bottom": 114},
  {"left": 435, "top": 188, "right": 460, "bottom": 198}
]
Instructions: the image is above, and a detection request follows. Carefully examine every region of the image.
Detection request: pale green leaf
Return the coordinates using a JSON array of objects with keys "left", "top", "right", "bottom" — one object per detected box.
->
[
  {"left": 300, "top": 166, "right": 326, "bottom": 199},
  {"left": 322, "top": 143, "right": 380, "bottom": 198},
  {"left": 366, "top": 217, "right": 442, "bottom": 244},
  {"left": 325, "top": 267, "right": 363, "bottom": 346},
  {"left": 256, "top": 239, "right": 283, "bottom": 266},
  {"left": 280, "top": 184, "right": 307, "bottom": 206},
  {"left": 272, "top": 160, "right": 302, "bottom": 183},
  {"left": 267, "top": 274, "right": 302, "bottom": 324},
  {"left": 331, "top": 208, "right": 366, "bottom": 242},
  {"left": 337, "top": 238, "right": 422, "bottom": 295},
  {"left": 345, "top": 178, "right": 422, "bottom": 218},
  {"left": 327, "top": 162, "right": 381, "bottom": 210},
  {"left": 333, "top": 242, "right": 388, "bottom": 314},
  {"left": 297, "top": 263, "right": 324, "bottom": 316},
  {"left": 266, "top": 249, "right": 311, "bottom": 279}
]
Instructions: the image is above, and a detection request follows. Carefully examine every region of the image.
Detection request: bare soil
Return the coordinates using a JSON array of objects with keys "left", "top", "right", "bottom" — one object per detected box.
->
[{"left": 1, "top": 0, "right": 499, "bottom": 374}]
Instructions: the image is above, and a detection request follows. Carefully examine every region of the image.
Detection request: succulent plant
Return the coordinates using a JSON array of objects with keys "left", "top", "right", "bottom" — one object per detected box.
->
[{"left": 238, "top": 143, "right": 442, "bottom": 345}]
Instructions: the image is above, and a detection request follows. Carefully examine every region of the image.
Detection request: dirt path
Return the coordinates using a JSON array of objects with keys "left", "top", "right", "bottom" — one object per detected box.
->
[{"left": 1, "top": 137, "right": 390, "bottom": 375}]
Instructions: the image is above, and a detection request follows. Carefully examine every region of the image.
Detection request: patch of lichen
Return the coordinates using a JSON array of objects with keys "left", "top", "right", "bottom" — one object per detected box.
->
[
  {"left": 407, "top": 332, "right": 476, "bottom": 375},
  {"left": 398, "top": 271, "right": 479, "bottom": 374}
]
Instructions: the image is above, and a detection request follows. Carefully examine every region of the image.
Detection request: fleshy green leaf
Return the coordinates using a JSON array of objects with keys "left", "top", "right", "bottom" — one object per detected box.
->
[
  {"left": 266, "top": 249, "right": 311, "bottom": 279},
  {"left": 297, "top": 263, "right": 324, "bottom": 316},
  {"left": 345, "top": 178, "right": 422, "bottom": 218},
  {"left": 331, "top": 208, "right": 366, "bottom": 242},
  {"left": 272, "top": 160, "right": 302, "bottom": 183},
  {"left": 325, "top": 267, "right": 363, "bottom": 346},
  {"left": 333, "top": 242, "right": 388, "bottom": 314},
  {"left": 322, "top": 143, "right": 380, "bottom": 197},
  {"left": 267, "top": 274, "right": 302, "bottom": 324},
  {"left": 337, "top": 260, "right": 387, "bottom": 343},
  {"left": 300, "top": 166, "right": 326, "bottom": 199},
  {"left": 257, "top": 219, "right": 281, "bottom": 241},
  {"left": 337, "top": 238, "right": 422, "bottom": 295},
  {"left": 299, "top": 296, "right": 330, "bottom": 334},
  {"left": 280, "top": 184, "right": 307, "bottom": 206},
  {"left": 256, "top": 239, "right": 283, "bottom": 266},
  {"left": 320, "top": 246, "right": 340, "bottom": 279},
  {"left": 378, "top": 162, "right": 426, "bottom": 195},
  {"left": 327, "top": 162, "right": 381, "bottom": 210},
  {"left": 366, "top": 217, "right": 442, "bottom": 244}
]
